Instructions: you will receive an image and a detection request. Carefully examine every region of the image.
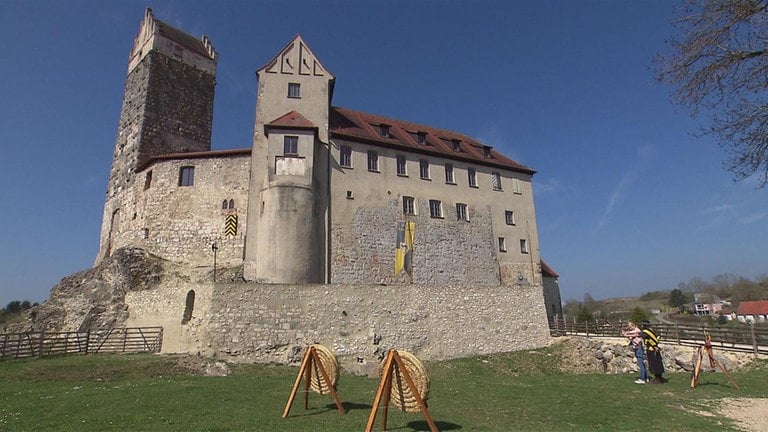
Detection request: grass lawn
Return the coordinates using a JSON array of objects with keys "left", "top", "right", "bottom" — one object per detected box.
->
[{"left": 0, "top": 342, "right": 766, "bottom": 431}]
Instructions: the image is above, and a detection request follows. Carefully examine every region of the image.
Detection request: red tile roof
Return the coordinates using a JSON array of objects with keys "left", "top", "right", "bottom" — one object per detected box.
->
[
  {"left": 152, "top": 14, "right": 213, "bottom": 59},
  {"left": 736, "top": 300, "right": 768, "bottom": 316},
  {"left": 540, "top": 260, "right": 559, "bottom": 278},
  {"left": 330, "top": 106, "right": 536, "bottom": 174},
  {"left": 266, "top": 111, "right": 317, "bottom": 130}
]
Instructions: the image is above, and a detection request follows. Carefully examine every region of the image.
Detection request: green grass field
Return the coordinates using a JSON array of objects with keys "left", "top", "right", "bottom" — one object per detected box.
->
[{"left": 1, "top": 342, "right": 765, "bottom": 431}]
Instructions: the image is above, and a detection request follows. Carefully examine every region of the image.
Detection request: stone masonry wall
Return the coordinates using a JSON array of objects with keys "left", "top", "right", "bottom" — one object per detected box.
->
[{"left": 200, "top": 283, "right": 550, "bottom": 373}]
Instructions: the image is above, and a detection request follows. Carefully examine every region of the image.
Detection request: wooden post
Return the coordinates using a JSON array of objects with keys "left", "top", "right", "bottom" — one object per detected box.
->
[
  {"left": 750, "top": 322, "right": 758, "bottom": 357},
  {"left": 282, "top": 345, "right": 345, "bottom": 418},
  {"left": 37, "top": 331, "right": 45, "bottom": 358}
]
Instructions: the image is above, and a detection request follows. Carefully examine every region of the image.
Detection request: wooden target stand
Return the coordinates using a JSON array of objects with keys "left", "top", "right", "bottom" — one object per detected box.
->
[
  {"left": 690, "top": 332, "right": 739, "bottom": 389},
  {"left": 365, "top": 350, "right": 438, "bottom": 432},
  {"left": 282, "top": 345, "right": 346, "bottom": 417}
]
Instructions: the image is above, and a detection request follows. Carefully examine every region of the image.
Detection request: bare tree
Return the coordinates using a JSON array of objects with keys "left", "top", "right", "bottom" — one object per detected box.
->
[{"left": 656, "top": 0, "right": 768, "bottom": 186}]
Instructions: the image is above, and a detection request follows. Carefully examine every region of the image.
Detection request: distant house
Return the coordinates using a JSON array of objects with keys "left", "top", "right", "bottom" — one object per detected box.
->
[
  {"left": 736, "top": 300, "right": 768, "bottom": 323},
  {"left": 693, "top": 293, "right": 722, "bottom": 316},
  {"left": 540, "top": 260, "right": 562, "bottom": 322}
]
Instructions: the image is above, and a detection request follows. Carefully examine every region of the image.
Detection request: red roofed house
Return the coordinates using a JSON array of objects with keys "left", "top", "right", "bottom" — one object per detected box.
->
[{"left": 736, "top": 301, "right": 768, "bottom": 323}]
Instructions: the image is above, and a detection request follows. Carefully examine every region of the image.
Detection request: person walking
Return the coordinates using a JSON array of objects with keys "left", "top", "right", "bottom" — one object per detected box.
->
[
  {"left": 640, "top": 320, "right": 665, "bottom": 384},
  {"left": 622, "top": 321, "right": 648, "bottom": 384}
]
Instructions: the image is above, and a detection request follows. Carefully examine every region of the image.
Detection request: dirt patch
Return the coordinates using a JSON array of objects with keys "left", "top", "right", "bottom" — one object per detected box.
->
[{"left": 717, "top": 398, "right": 768, "bottom": 432}]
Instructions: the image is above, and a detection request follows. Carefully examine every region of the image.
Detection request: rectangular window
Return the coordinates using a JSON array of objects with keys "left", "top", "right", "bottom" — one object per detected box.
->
[
  {"left": 420, "top": 159, "right": 430, "bottom": 179},
  {"left": 340, "top": 145, "right": 352, "bottom": 168},
  {"left": 408, "top": 131, "right": 427, "bottom": 145},
  {"left": 367, "top": 150, "right": 379, "bottom": 172},
  {"left": 284, "top": 136, "right": 299, "bottom": 155},
  {"left": 403, "top": 196, "right": 415, "bottom": 215},
  {"left": 456, "top": 203, "right": 468, "bottom": 221},
  {"left": 498, "top": 237, "right": 507, "bottom": 252},
  {"left": 468, "top": 167, "right": 477, "bottom": 187},
  {"left": 445, "top": 164, "right": 455, "bottom": 184},
  {"left": 396, "top": 155, "right": 407, "bottom": 176},
  {"left": 520, "top": 239, "right": 529, "bottom": 254},
  {"left": 483, "top": 146, "right": 492, "bottom": 158},
  {"left": 378, "top": 124, "right": 390, "bottom": 138},
  {"left": 144, "top": 170, "right": 152, "bottom": 190},
  {"left": 429, "top": 199, "right": 442, "bottom": 218},
  {"left": 492, "top": 172, "right": 502, "bottom": 191},
  {"left": 179, "top": 166, "right": 195, "bottom": 186},
  {"left": 513, "top": 178, "right": 522, "bottom": 194},
  {"left": 288, "top": 83, "right": 301, "bottom": 98},
  {"left": 505, "top": 210, "right": 515, "bottom": 225}
]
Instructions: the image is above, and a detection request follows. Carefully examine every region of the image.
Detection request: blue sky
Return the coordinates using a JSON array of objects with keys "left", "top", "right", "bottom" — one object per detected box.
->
[{"left": 1, "top": 0, "right": 766, "bottom": 308}]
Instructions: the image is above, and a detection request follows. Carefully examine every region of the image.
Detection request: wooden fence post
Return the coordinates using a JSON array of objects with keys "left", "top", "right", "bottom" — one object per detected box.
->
[
  {"left": 37, "top": 331, "right": 45, "bottom": 358},
  {"left": 84, "top": 330, "right": 90, "bottom": 355}
]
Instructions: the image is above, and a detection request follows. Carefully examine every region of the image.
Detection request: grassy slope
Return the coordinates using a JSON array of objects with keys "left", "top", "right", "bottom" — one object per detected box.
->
[{"left": 0, "top": 342, "right": 766, "bottom": 431}]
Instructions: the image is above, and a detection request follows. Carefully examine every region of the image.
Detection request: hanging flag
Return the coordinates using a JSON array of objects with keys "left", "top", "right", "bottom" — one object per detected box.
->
[
  {"left": 404, "top": 221, "right": 415, "bottom": 276},
  {"left": 394, "top": 222, "right": 405, "bottom": 275}
]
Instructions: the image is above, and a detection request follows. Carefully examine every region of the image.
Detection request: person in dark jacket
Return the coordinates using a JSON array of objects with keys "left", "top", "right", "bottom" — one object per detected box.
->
[{"left": 640, "top": 320, "right": 665, "bottom": 383}]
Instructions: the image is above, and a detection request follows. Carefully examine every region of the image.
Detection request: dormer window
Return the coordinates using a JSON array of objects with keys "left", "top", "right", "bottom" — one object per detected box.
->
[
  {"left": 483, "top": 146, "right": 492, "bottom": 158},
  {"left": 451, "top": 139, "right": 461, "bottom": 152},
  {"left": 378, "top": 124, "right": 390, "bottom": 138},
  {"left": 288, "top": 83, "right": 301, "bottom": 98},
  {"left": 409, "top": 131, "right": 427, "bottom": 145}
]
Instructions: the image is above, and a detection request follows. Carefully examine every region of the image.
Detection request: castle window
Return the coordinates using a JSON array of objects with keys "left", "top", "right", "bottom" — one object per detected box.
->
[
  {"left": 513, "top": 178, "right": 523, "bottom": 194},
  {"left": 456, "top": 203, "right": 468, "bottom": 221},
  {"left": 144, "top": 170, "right": 152, "bottom": 190},
  {"left": 179, "top": 166, "right": 195, "bottom": 187},
  {"left": 340, "top": 145, "right": 352, "bottom": 168},
  {"left": 367, "top": 150, "right": 379, "bottom": 172},
  {"left": 284, "top": 136, "right": 298, "bottom": 155},
  {"left": 403, "top": 196, "right": 415, "bottom": 215},
  {"left": 396, "top": 155, "right": 407, "bottom": 176},
  {"left": 229, "top": 199, "right": 235, "bottom": 209},
  {"left": 419, "top": 159, "right": 430, "bottom": 180},
  {"left": 429, "top": 199, "right": 442, "bottom": 218},
  {"left": 288, "top": 83, "right": 301, "bottom": 98},
  {"left": 408, "top": 131, "right": 427, "bottom": 145},
  {"left": 520, "top": 239, "right": 529, "bottom": 254},
  {"left": 505, "top": 210, "right": 516, "bottom": 225},
  {"left": 498, "top": 237, "right": 507, "bottom": 252},
  {"left": 378, "top": 124, "right": 390, "bottom": 138},
  {"left": 468, "top": 167, "right": 478, "bottom": 188},
  {"left": 491, "top": 172, "right": 502, "bottom": 191},
  {"left": 347, "top": 190, "right": 354, "bottom": 199},
  {"left": 181, "top": 290, "right": 195, "bottom": 324},
  {"left": 445, "top": 164, "right": 455, "bottom": 184}
]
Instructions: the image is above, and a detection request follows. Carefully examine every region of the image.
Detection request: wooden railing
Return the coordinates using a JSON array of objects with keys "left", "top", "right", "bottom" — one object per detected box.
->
[
  {"left": 0, "top": 327, "right": 163, "bottom": 360},
  {"left": 549, "top": 319, "right": 768, "bottom": 356}
]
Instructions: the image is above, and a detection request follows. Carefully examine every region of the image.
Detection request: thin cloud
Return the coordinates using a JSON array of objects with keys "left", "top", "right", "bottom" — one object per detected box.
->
[
  {"left": 738, "top": 212, "right": 767, "bottom": 224},
  {"left": 594, "top": 145, "right": 655, "bottom": 233}
]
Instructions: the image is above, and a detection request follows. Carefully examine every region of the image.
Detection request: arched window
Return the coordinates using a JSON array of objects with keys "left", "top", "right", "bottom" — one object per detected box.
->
[
  {"left": 228, "top": 199, "right": 235, "bottom": 209},
  {"left": 222, "top": 200, "right": 228, "bottom": 210}
]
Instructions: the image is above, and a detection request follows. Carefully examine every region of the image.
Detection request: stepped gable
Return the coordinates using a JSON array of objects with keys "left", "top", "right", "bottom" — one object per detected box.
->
[{"left": 330, "top": 106, "right": 536, "bottom": 174}]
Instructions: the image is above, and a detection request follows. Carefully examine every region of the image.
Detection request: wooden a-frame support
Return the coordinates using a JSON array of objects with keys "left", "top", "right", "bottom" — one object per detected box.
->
[
  {"left": 282, "top": 345, "right": 346, "bottom": 417},
  {"left": 690, "top": 332, "right": 739, "bottom": 389},
  {"left": 365, "top": 350, "right": 438, "bottom": 432}
]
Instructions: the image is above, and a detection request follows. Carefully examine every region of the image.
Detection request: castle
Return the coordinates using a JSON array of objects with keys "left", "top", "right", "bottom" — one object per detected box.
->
[{"left": 92, "top": 9, "right": 558, "bottom": 365}]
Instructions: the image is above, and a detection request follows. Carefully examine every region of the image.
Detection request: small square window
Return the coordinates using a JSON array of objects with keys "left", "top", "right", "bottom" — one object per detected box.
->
[
  {"left": 284, "top": 136, "right": 298, "bottom": 155},
  {"left": 340, "top": 145, "right": 352, "bottom": 168},
  {"left": 179, "top": 166, "right": 195, "bottom": 186},
  {"left": 498, "top": 237, "right": 507, "bottom": 252},
  {"left": 367, "top": 150, "right": 379, "bottom": 172},
  {"left": 403, "top": 196, "right": 415, "bottom": 215},
  {"left": 456, "top": 203, "right": 468, "bottom": 221},
  {"left": 505, "top": 210, "right": 515, "bottom": 225},
  {"left": 397, "top": 155, "right": 407, "bottom": 176},
  {"left": 346, "top": 190, "right": 354, "bottom": 199},
  {"left": 378, "top": 124, "right": 390, "bottom": 138},
  {"left": 445, "top": 164, "right": 455, "bottom": 184},
  {"left": 429, "top": 199, "right": 442, "bottom": 218},
  {"left": 288, "top": 83, "right": 301, "bottom": 98},
  {"left": 520, "top": 239, "right": 529, "bottom": 254}
]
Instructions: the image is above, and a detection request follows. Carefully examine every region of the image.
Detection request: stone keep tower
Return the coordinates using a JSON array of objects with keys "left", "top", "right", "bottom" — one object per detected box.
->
[
  {"left": 243, "top": 36, "right": 335, "bottom": 283},
  {"left": 96, "top": 8, "right": 218, "bottom": 264}
]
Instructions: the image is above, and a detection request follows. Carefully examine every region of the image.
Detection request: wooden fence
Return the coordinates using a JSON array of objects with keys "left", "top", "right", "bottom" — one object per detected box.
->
[
  {"left": 0, "top": 327, "right": 163, "bottom": 360},
  {"left": 549, "top": 318, "right": 768, "bottom": 356}
]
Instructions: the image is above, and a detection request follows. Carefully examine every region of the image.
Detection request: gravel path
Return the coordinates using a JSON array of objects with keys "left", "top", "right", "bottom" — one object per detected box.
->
[{"left": 718, "top": 398, "right": 768, "bottom": 432}]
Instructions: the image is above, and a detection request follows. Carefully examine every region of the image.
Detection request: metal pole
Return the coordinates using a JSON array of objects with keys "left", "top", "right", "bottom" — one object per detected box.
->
[{"left": 211, "top": 242, "right": 218, "bottom": 282}]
